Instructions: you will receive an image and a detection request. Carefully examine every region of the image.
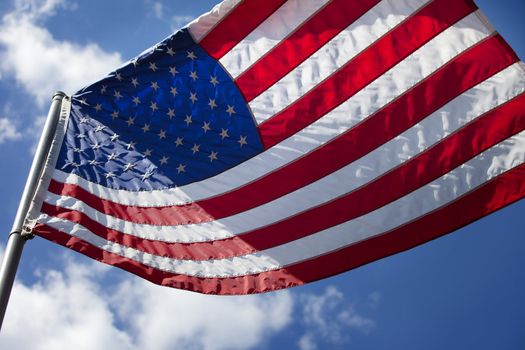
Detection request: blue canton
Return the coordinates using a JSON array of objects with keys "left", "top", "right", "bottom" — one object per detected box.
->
[{"left": 56, "top": 29, "right": 263, "bottom": 191}]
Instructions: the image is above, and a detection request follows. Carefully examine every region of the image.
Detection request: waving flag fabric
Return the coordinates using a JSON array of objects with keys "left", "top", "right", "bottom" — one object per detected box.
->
[{"left": 25, "top": 0, "right": 525, "bottom": 294}]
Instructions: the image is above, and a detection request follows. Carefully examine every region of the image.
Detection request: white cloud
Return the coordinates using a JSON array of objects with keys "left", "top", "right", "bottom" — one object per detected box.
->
[
  {"left": 298, "top": 286, "right": 376, "bottom": 349},
  {"left": 0, "top": 259, "right": 133, "bottom": 350},
  {"left": 298, "top": 334, "right": 317, "bottom": 350},
  {"left": 12, "top": 0, "right": 75, "bottom": 21},
  {"left": 142, "top": 0, "right": 165, "bottom": 20},
  {"left": 113, "top": 278, "right": 293, "bottom": 350},
  {"left": 0, "top": 0, "right": 123, "bottom": 106},
  {"left": 0, "top": 252, "right": 293, "bottom": 350},
  {"left": 28, "top": 115, "right": 47, "bottom": 153},
  {"left": 0, "top": 118, "right": 21, "bottom": 143},
  {"left": 0, "top": 242, "right": 381, "bottom": 350},
  {"left": 367, "top": 291, "right": 382, "bottom": 308},
  {"left": 152, "top": 2, "right": 163, "bottom": 19},
  {"left": 171, "top": 15, "right": 195, "bottom": 32}
]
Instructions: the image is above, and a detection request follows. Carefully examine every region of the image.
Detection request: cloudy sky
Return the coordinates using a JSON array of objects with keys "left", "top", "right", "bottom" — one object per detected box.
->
[{"left": 0, "top": 0, "right": 523, "bottom": 349}]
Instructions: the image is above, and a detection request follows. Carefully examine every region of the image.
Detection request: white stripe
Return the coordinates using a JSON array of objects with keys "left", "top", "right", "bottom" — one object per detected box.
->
[
  {"left": 261, "top": 132, "right": 525, "bottom": 269},
  {"left": 187, "top": 0, "right": 242, "bottom": 42},
  {"left": 51, "top": 13, "right": 499, "bottom": 208},
  {"left": 44, "top": 64, "right": 525, "bottom": 243},
  {"left": 219, "top": 0, "right": 330, "bottom": 79},
  {"left": 39, "top": 131, "right": 525, "bottom": 277},
  {"left": 43, "top": 191, "right": 233, "bottom": 243},
  {"left": 248, "top": 0, "right": 431, "bottom": 124}
]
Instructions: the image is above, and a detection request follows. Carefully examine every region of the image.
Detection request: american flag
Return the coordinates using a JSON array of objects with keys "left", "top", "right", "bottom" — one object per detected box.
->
[{"left": 25, "top": 0, "right": 525, "bottom": 294}]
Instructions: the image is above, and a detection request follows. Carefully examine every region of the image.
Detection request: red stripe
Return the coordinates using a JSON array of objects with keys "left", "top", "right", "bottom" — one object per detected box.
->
[
  {"left": 235, "top": 0, "right": 381, "bottom": 101},
  {"left": 34, "top": 223, "right": 304, "bottom": 295},
  {"left": 34, "top": 164, "right": 525, "bottom": 294},
  {"left": 40, "top": 202, "right": 253, "bottom": 260},
  {"left": 44, "top": 92, "right": 525, "bottom": 261},
  {"left": 48, "top": 35, "right": 518, "bottom": 227},
  {"left": 235, "top": 93, "right": 525, "bottom": 250},
  {"left": 257, "top": 0, "right": 478, "bottom": 149},
  {"left": 285, "top": 164, "right": 525, "bottom": 286},
  {"left": 179, "top": 36, "right": 517, "bottom": 223},
  {"left": 199, "top": 0, "right": 287, "bottom": 60},
  {"left": 48, "top": 179, "right": 208, "bottom": 225}
]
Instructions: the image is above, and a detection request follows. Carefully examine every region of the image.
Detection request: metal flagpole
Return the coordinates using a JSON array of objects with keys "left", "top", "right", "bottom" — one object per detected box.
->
[{"left": 0, "top": 91, "right": 66, "bottom": 330}]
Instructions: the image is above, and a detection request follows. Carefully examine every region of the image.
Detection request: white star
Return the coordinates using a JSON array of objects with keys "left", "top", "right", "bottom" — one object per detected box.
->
[
  {"left": 149, "top": 62, "right": 158, "bottom": 72},
  {"left": 108, "top": 153, "right": 118, "bottom": 161},
  {"left": 132, "top": 96, "right": 141, "bottom": 105},
  {"left": 184, "top": 115, "right": 192, "bottom": 125},
  {"left": 76, "top": 133, "right": 86, "bottom": 139},
  {"left": 208, "top": 99, "right": 217, "bottom": 109},
  {"left": 187, "top": 51, "right": 196, "bottom": 60},
  {"left": 169, "top": 66, "right": 178, "bottom": 76},
  {"left": 79, "top": 117, "right": 89, "bottom": 124},
  {"left": 208, "top": 151, "right": 218, "bottom": 162},
  {"left": 73, "top": 147, "right": 82, "bottom": 153},
  {"left": 220, "top": 128, "right": 229, "bottom": 139},
  {"left": 151, "top": 81, "right": 160, "bottom": 91},
  {"left": 202, "top": 121, "right": 211, "bottom": 133},
  {"left": 115, "top": 73, "right": 123, "bottom": 81},
  {"left": 111, "top": 110, "right": 119, "bottom": 119},
  {"left": 238, "top": 135, "right": 248, "bottom": 147},
  {"left": 114, "top": 90, "right": 123, "bottom": 100},
  {"left": 159, "top": 156, "right": 169, "bottom": 165},
  {"left": 226, "top": 105, "right": 236, "bottom": 116},
  {"left": 170, "top": 87, "right": 178, "bottom": 96},
  {"left": 94, "top": 125, "right": 106, "bottom": 133},
  {"left": 100, "top": 85, "right": 107, "bottom": 94},
  {"left": 191, "top": 144, "right": 200, "bottom": 154},
  {"left": 177, "top": 163, "right": 186, "bottom": 174},
  {"left": 131, "top": 78, "right": 139, "bottom": 87},
  {"left": 210, "top": 76, "right": 219, "bottom": 86},
  {"left": 70, "top": 161, "right": 80, "bottom": 168},
  {"left": 110, "top": 133, "right": 119, "bottom": 142},
  {"left": 94, "top": 104, "right": 102, "bottom": 112},
  {"left": 91, "top": 143, "right": 102, "bottom": 150},
  {"left": 150, "top": 102, "right": 158, "bottom": 112},
  {"left": 174, "top": 137, "right": 184, "bottom": 147},
  {"left": 80, "top": 98, "right": 88, "bottom": 105},
  {"left": 143, "top": 149, "right": 152, "bottom": 157},
  {"left": 89, "top": 159, "right": 100, "bottom": 166},
  {"left": 189, "top": 92, "right": 198, "bottom": 103},
  {"left": 124, "top": 162, "right": 135, "bottom": 172},
  {"left": 167, "top": 108, "right": 175, "bottom": 119},
  {"left": 142, "top": 123, "right": 151, "bottom": 133},
  {"left": 158, "top": 129, "right": 167, "bottom": 139},
  {"left": 166, "top": 47, "right": 175, "bottom": 56},
  {"left": 127, "top": 141, "right": 136, "bottom": 150},
  {"left": 105, "top": 172, "right": 116, "bottom": 179},
  {"left": 189, "top": 71, "right": 198, "bottom": 81},
  {"left": 142, "top": 170, "right": 153, "bottom": 181},
  {"left": 126, "top": 117, "right": 135, "bottom": 126}
]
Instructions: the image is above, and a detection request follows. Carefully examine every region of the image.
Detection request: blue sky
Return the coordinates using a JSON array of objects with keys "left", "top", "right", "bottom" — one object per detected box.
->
[{"left": 0, "top": 1, "right": 523, "bottom": 349}]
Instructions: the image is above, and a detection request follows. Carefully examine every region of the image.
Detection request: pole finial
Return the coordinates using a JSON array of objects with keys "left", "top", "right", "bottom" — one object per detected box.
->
[{"left": 52, "top": 91, "right": 67, "bottom": 100}]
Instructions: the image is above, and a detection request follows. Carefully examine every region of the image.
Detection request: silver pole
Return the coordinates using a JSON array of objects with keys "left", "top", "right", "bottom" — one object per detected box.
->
[{"left": 0, "top": 91, "right": 66, "bottom": 330}]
